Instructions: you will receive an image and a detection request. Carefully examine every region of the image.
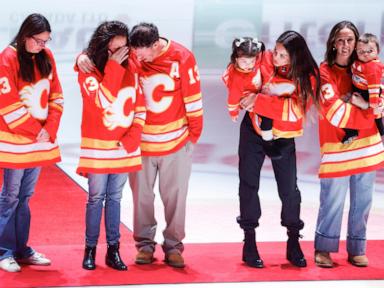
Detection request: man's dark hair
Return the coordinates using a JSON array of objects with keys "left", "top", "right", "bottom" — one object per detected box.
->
[{"left": 129, "top": 22, "right": 159, "bottom": 48}]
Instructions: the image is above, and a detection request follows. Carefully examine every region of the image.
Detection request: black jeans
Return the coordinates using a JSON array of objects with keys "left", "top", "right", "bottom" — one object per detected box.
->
[{"left": 237, "top": 113, "right": 304, "bottom": 231}]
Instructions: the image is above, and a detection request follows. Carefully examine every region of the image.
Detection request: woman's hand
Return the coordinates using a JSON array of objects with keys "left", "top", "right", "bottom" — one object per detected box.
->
[
  {"left": 36, "top": 128, "right": 50, "bottom": 143},
  {"left": 240, "top": 92, "right": 258, "bottom": 112},
  {"left": 77, "top": 54, "right": 96, "bottom": 73},
  {"left": 350, "top": 92, "right": 369, "bottom": 110},
  {"left": 109, "top": 46, "right": 129, "bottom": 65}
]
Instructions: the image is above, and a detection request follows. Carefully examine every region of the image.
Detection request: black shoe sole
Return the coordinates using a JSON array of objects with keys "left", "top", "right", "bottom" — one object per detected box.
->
[
  {"left": 243, "top": 258, "right": 264, "bottom": 268},
  {"left": 288, "top": 258, "right": 307, "bottom": 267},
  {"left": 106, "top": 260, "right": 128, "bottom": 271},
  {"left": 245, "top": 262, "right": 264, "bottom": 268},
  {"left": 82, "top": 264, "right": 96, "bottom": 270}
]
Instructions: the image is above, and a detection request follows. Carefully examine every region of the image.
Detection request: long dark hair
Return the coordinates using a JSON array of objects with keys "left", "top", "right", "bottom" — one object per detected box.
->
[
  {"left": 11, "top": 13, "right": 52, "bottom": 82},
  {"left": 325, "top": 21, "right": 359, "bottom": 67},
  {"left": 229, "top": 37, "right": 265, "bottom": 65},
  {"left": 85, "top": 21, "right": 129, "bottom": 73},
  {"left": 276, "top": 30, "right": 320, "bottom": 111}
]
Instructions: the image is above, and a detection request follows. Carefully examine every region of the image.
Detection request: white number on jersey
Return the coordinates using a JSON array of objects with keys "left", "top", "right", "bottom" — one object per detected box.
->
[
  {"left": 84, "top": 76, "right": 99, "bottom": 92},
  {"left": 188, "top": 65, "right": 200, "bottom": 85},
  {"left": 0, "top": 77, "right": 11, "bottom": 95}
]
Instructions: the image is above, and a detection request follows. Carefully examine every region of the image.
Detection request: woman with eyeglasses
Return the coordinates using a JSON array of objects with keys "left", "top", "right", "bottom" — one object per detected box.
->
[
  {"left": 315, "top": 21, "right": 384, "bottom": 268},
  {"left": 0, "top": 13, "right": 64, "bottom": 272},
  {"left": 75, "top": 21, "right": 146, "bottom": 271}
]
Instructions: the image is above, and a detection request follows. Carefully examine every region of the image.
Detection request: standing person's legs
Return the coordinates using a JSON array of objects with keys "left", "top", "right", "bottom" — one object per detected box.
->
[
  {"left": 237, "top": 113, "right": 265, "bottom": 268},
  {"left": 129, "top": 156, "right": 158, "bottom": 253},
  {"left": 104, "top": 173, "right": 129, "bottom": 271},
  {"left": 315, "top": 176, "right": 349, "bottom": 252},
  {"left": 158, "top": 142, "right": 192, "bottom": 257},
  {"left": 82, "top": 173, "right": 108, "bottom": 270},
  {"left": 271, "top": 138, "right": 306, "bottom": 267},
  {"left": 0, "top": 168, "right": 44, "bottom": 271},
  {"left": 0, "top": 169, "right": 27, "bottom": 260},
  {"left": 237, "top": 113, "right": 265, "bottom": 230},
  {"left": 271, "top": 138, "right": 303, "bottom": 230},
  {"left": 104, "top": 173, "right": 128, "bottom": 245},
  {"left": 14, "top": 168, "right": 41, "bottom": 259},
  {"left": 86, "top": 174, "right": 108, "bottom": 247},
  {"left": 347, "top": 172, "right": 375, "bottom": 261}
]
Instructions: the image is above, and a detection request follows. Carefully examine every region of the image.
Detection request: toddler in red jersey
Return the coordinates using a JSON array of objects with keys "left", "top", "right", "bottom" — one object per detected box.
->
[
  {"left": 342, "top": 33, "right": 384, "bottom": 144},
  {"left": 222, "top": 37, "right": 275, "bottom": 139}
]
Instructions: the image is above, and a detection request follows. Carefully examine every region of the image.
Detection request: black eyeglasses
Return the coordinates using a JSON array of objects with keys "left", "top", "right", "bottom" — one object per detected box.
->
[{"left": 31, "top": 36, "right": 52, "bottom": 46}]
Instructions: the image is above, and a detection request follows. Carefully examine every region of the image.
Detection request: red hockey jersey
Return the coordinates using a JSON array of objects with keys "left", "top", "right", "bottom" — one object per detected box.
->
[
  {"left": 133, "top": 39, "right": 203, "bottom": 156},
  {"left": 76, "top": 59, "right": 146, "bottom": 175},
  {"left": 318, "top": 62, "right": 384, "bottom": 178},
  {"left": 251, "top": 51, "right": 305, "bottom": 138},
  {"left": 222, "top": 56, "right": 262, "bottom": 118},
  {"left": 0, "top": 46, "right": 63, "bottom": 168},
  {"left": 351, "top": 58, "right": 383, "bottom": 106}
]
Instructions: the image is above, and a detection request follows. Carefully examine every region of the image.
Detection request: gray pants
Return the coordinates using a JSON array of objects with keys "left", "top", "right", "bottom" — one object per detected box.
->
[{"left": 129, "top": 142, "right": 193, "bottom": 254}]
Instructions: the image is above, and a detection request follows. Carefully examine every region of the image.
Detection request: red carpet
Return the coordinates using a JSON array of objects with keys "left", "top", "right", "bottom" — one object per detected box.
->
[{"left": 0, "top": 165, "right": 384, "bottom": 287}]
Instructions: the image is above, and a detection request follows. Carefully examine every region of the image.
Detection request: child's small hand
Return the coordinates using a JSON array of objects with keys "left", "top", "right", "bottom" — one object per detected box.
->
[
  {"left": 340, "top": 92, "right": 352, "bottom": 103},
  {"left": 373, "top": 105, "right": 384, "bottom": 116},
  {"left": 240, "top": 93, "right": 257, "bottom": 112}
]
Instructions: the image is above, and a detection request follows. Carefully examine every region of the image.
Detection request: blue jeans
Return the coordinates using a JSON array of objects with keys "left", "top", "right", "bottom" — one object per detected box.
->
[
  {"left": 0, "top": 168, "right": 41, "bottom": 260},
  {"left": 315, "top": 172, "right": 375, "bottom": 256},
  {"left": 85, "top": 173, "right": 128, "bottom": 247}
]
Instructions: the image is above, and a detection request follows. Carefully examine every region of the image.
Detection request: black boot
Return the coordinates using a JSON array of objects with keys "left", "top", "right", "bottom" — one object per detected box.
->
[
  {"left": 106, "top": 242, "right": 127, "bottom": 271},
  {"left": 82, "top": 246, "right": 96, "bottom": 270},
  {"left": 242, "top": 229, "right": 264, "bottom": 268},
  {"left": 286, "top": 230, "right": 307, "bottom": 267}
]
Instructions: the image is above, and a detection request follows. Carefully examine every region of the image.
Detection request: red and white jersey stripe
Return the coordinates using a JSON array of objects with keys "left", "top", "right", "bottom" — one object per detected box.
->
[
  {"left": 222, "top": 57, "right": 262, "bottom": 118},
  {"left": 76, "top": 59, "right": 146, "bottom": 176},
  {"left": 351, "top": 58, "right": 383, "bottom": 106},
  {"left": 251, "top": 51, "right": 306, "bottom": 138},
  {"left": 318, "top": 62, "right": 384, "bottom": 178},
  {"left": 132, "top": 39, "right": 203, "bottom": 156},
  {"left": 0, "top": 46, "right": 63, "bottom": 168}
]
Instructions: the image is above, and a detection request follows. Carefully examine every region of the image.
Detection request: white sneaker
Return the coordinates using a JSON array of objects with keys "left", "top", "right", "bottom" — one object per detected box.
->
[
  {"left": 18, "top": 252, "right": 51, "bottom": 266},
  {"left": 0, "top": 257, "right": 21, "bottom": 272}
]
